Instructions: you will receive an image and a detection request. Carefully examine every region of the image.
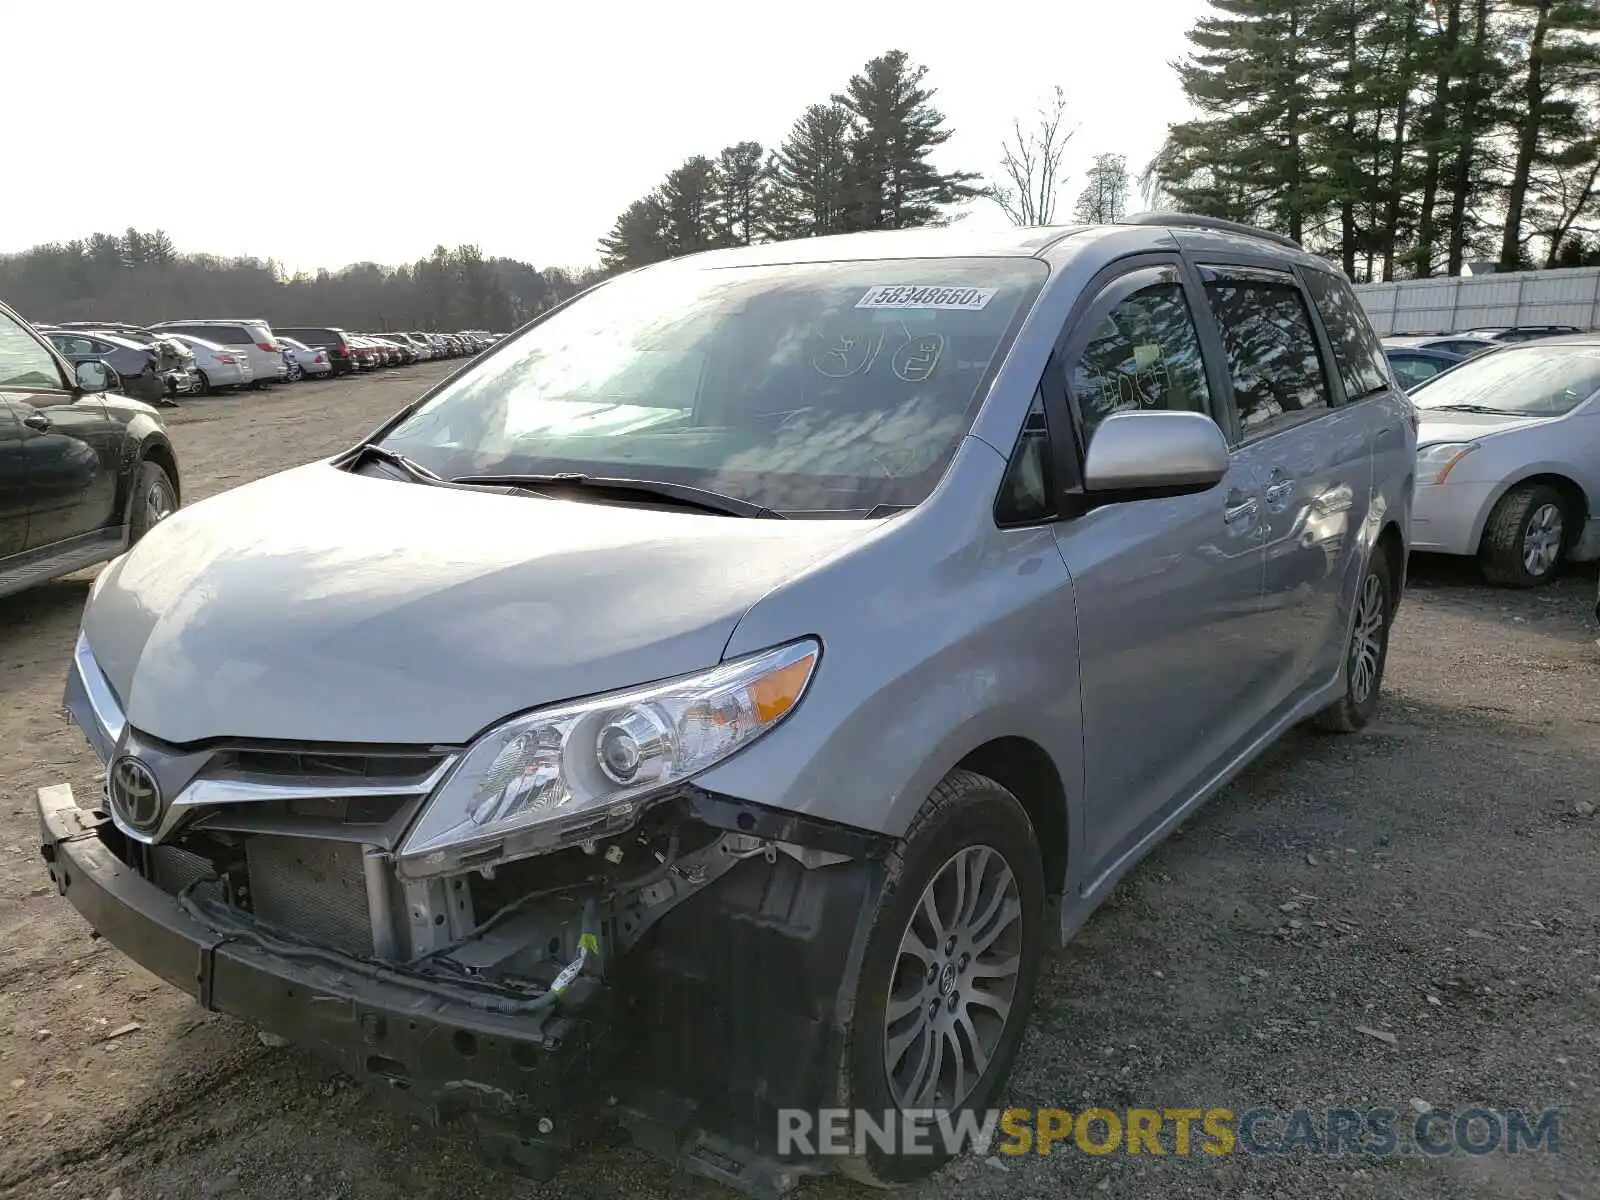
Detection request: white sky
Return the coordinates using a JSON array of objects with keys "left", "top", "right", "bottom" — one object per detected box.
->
[{"left": 4, "top": 0, "right": 1204, "bottom": 274}]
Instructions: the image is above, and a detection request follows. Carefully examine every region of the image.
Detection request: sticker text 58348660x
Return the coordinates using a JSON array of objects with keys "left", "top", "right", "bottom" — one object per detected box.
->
[{"left": 856, "top": 285, "right": 998, "bottom": 312}]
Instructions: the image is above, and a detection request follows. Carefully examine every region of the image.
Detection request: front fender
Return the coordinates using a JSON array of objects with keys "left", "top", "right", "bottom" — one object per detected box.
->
[
  {"left": 695, "top": 444, "right": 1083, "bottom": 880},
  {"left": 113, "top": 420, "right": 178, "bottom": 525}
]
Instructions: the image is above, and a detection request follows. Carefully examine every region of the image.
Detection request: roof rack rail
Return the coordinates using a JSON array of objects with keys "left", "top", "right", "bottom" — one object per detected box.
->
[{"left": 1122, "top": 211, "right": 1302, "bottom": 250}]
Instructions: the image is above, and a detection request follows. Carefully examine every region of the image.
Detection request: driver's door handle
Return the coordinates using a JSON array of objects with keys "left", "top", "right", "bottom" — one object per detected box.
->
[
  {"left": 22, "top": 411, "right": 50, "bottom": 431},
  {"left": 1223, "top": 497, "right": 1259, "bottom": 524}
]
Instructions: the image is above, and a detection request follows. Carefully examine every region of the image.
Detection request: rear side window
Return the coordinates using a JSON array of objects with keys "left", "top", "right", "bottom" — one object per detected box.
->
[
  {"left": 1201, "top": 274, "right": 1331, "bottom": 435},
  {"left": 1302, "top": 269, "right": 1391, "bottom": 400}
]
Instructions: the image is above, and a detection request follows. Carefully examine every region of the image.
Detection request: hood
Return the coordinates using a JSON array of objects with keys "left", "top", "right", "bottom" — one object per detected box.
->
[
  {"left": 83, "top": 463, "right": 873, "bottom": 746},
  {"left": 1414, "top": 409, "right": 1553, "bottom": 445}
]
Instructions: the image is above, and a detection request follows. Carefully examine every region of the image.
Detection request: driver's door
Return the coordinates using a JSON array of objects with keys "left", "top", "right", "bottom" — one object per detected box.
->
[
  {"left": 1048, "top": 259, "right": 1275, "bottom": 881},
  {"left": 0, "top": 310, "right": 121, "bottom": 549}
]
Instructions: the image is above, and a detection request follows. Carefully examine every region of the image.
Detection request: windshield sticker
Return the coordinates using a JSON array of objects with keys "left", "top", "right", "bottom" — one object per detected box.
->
[
  {"left": 893, "top": 334, "right": 946, "bottom": 382},
  {"left": 1133, "top": 343, "right": 1162, "bottom": 368},
  {"left": 856, "top": 285, "right": 997, "bottom": 311}
]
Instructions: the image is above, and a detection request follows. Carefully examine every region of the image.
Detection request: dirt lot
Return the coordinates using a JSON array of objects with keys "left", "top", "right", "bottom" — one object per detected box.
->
[{"left": 2, "top": 365, "right": 1597, "bottom": 1200}]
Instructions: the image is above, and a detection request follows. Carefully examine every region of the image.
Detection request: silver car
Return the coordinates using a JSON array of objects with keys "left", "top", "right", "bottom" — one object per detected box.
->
[
  {"left": 41, "top": 216, "right": 1414, "bottom": 1190},
  {"left": 1408, "top": 335, "right": 1600, "bottom": 585},
  {"left": 162, "top": 332, "right": 255, "bottom": 392}
]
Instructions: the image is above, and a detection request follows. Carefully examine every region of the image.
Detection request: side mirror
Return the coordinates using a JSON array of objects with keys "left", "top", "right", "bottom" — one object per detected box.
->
[
  {"left": 75, "top": 359, "right": 115, "bottom": 394},
  {"left": 1082, "top": 410, "right": 1230, "bottom": 501}
]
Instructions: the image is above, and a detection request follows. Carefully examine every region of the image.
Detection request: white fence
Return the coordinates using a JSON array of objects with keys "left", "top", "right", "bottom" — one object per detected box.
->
[{"left": 1352, "top": 267, "right": 1600, "bottom": 334}]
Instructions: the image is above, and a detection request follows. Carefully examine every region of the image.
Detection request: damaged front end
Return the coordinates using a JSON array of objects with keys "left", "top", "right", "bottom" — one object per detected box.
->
[{"left": 44, "top": 635, "right": 892, "bottom": 1195}]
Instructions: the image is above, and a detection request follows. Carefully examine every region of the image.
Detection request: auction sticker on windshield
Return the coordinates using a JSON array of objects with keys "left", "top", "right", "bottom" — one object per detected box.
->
[{"left": 856, "top": 285, "right": 997, "bottom": 311}]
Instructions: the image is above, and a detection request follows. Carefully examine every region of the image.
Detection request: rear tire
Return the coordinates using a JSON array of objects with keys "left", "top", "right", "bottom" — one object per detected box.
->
[
  {"left": 1313, "top": 551, "right": 1394, "bottom": 733},
  {"left": 836, "top": 770, "right": 1046, "bottom": 1187},
  {"left": 1479, "top": 483, "right": 1568, "bottom": 587}
]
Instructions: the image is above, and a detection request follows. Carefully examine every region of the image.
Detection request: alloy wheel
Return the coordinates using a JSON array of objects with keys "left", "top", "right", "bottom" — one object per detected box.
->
[
  {"left": 883, "top": 845, "right": 1022, "bottom": 1111},
  {"left": 1522, "top": 503, "right": 1563, "bottom": 577},
  {"left": 146, "top": 479, "right": 174, "bottom": 526},
  {"left": 1350, "top": 570, "right": 1386, "bottom": 704}
]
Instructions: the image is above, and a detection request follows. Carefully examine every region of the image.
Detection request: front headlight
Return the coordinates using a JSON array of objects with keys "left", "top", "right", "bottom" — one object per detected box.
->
[
  {"left": 1416, "top": 441, "right": 1479, "bottom": 484},
  {"left": 396, "top": 638, "right": 820, "bottom": 878}
]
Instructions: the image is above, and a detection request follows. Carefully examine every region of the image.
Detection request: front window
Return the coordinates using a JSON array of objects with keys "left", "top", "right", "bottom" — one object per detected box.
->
[
  {"left": 379, "top": 258, "right": 1047, "bottom": 514},
  {"left": 0, "top": 310, "right": 63, "bottom": 389},
  {"left": 1410, "top": 344, "right": 1600, "bottom": 417}
]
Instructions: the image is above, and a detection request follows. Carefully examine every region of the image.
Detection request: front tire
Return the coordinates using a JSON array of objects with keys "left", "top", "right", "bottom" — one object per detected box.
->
[
  {"left": 1313, "top": 550, "right": 1394, "bottom": 733},
  {"left": 1479, "top": 483, "right": 1568, "bottom": 587},
  {"left": 129, "top": 460, "right": 177, "bottom": 545},
  {"left": 837, "top": 770, "right": 1046, "bottom": 1187}
]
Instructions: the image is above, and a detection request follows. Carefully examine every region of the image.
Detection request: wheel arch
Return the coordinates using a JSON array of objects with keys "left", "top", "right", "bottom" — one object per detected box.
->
[
  {"left": 952, "top": 736, "right": 1070, "bottom": 902},
  {"left": 1470, "top": 470, "right": 1590, "bottom": 553}
]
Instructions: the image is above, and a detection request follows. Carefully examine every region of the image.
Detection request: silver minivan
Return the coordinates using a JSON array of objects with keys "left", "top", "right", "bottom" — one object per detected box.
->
[{"left": 42, "top": 216, "right": 1415, "bottom": 1191}]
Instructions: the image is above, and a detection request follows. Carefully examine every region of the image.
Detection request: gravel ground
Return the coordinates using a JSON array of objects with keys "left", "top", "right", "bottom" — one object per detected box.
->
[{"left": 1, "top": 366, "right": 1596, "bottom": 1200}]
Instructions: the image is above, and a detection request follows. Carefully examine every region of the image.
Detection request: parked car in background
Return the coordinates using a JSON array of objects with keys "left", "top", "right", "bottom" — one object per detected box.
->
[
  {"left": 36, "top": 217, "right": 1415, "bottom": 1191},
  {"left": 347, "top": 336, "right": 382, "bottom": 370},
  {"left": 1382, "top": 333, "right": 1501, "bottom": 358},
  {"left": 0, "top": 298, "right": 181, "bottom": 597},
  {"left": 40, "top": 329, "right": 173, "bottom": 407},
  {"left": 1383, "top": 343, "right": 1469, "bottom": 391},
  {"left": 1466, "top": 324, "right": 1586, "bottom": 343},
  {"left": 383, "top": 331, "right": 432, "bottom": 360},
  {"left": 368, "top": 335, "right": 414, "bottom": 364},
  {"left": 274, "top": 326, "right": 358, "bottom": 376},
  {"left": 162, "top": 332, "right": 255, "bottom": 392},
  {"left": 280, "top": 337, "right": 333, "bottom": 379},
  {"left": 150, "top": 319, "right": 286, "bottom": 387},
  {"left": 1409, "top": 333, "right": 1600, "bottom": 586},
  {"left": 409, "top": 331, "right": 449, "bottom": 358}
]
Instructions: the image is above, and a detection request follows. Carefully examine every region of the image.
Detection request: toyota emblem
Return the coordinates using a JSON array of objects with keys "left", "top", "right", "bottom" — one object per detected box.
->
[{"left": 107, "top": 756, "right": 162, "bottom": 835}]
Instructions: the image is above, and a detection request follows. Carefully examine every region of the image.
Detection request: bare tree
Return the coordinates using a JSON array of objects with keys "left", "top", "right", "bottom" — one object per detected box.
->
[
  {"left": 1074, "top": 153, "right": 1132, "bottom": 224},
  {"left": 986, "top": 87, "right": 1075, "bottom": 225}
]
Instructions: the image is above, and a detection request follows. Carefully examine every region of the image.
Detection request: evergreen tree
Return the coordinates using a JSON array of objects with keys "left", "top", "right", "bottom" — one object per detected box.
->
[
  {"left": 1156, "top": 0, "right": 1324, "bottom": 243},
  {"left": 596, "top": 196, "right": 670, "bottom": 272},
  {"left": 658, "top": 156, "right": 721, "bottom": 255},
  {"left": 832, "top": 50, "right": 981, "bottom": 230},
  {"left": 769, "top": 103, "right": 856, "bottom": 238},
  {"left": 711, "top": 142, "right": 770, "bottom": 246}
]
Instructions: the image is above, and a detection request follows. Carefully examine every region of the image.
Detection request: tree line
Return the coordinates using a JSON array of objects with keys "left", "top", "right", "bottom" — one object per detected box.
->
[
  {"left": 0, "top": 231, "right": 603, "bottom": 332},
  {"left": 1150, "top": 0, "right": 1600, "bottom": 280},
  {"left": 595, "top": 50, "right": 984, "bottom": 271},
  {"left": 7, "top": 11, "right": 1598, "bottom": 327}
]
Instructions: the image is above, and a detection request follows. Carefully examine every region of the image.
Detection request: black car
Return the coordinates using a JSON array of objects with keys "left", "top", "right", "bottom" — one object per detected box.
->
[
  {"left": 0, "top": 299, "right": 182, "bottom": 599},
  {"left": 273, "top": 326, "right": 359, "bottom": 376}
]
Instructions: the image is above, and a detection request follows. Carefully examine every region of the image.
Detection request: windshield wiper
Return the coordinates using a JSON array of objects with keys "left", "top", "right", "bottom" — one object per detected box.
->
[
  {"left": 450, "top": 472, "right": 786, "bottom": 519},
  {"left": 1423, "top": 403, "right": 1519, "bottom": 415},
  {"left": 342, "top": 442, "right": 444, "bottom": 482}
]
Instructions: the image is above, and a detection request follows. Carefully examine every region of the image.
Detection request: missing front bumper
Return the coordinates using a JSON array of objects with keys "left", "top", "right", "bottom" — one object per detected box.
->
[
  {"left": 37, "top": 784, "right": 608, "bottom": 1135},
  {"left": 37, "top": 781, "right": 891, "bottom": 1195}
]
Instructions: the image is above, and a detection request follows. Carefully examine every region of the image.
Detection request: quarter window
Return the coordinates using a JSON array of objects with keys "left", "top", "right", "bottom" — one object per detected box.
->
[
  {"left": 1202, "top": 277, "right": 1331, "bottom": 434},
  {"left": 996, "top": 387, "right": 1054, "bottom": 524},
  {"left": 1302, "top": 269, "right": 1391, "bottom": 400},
  {"left": 1069, "top": 280, "right": 1214, "bottom": 446},
  {"left": 0, "top": 312, "right": 64, "bottom": 389}
]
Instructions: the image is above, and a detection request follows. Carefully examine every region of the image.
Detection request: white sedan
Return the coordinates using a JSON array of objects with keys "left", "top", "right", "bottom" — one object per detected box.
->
[
  {"left": 162, "top": 332, "right": 254, "bottom": 393},
  {"left": 1409, "top": 334, "right": 1600, "bottom": 586},
  {"left": 280, "top": 337, "right": 334, "bottom": 379}
]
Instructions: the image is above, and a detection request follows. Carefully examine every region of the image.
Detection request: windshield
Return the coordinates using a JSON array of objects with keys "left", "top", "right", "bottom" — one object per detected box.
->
[
  {"left": 1411, "top": 344, "right": 1600, "bottom": 417},
  {"left": 379, "top": 257, "right": 1046, "bottom": 514}
]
